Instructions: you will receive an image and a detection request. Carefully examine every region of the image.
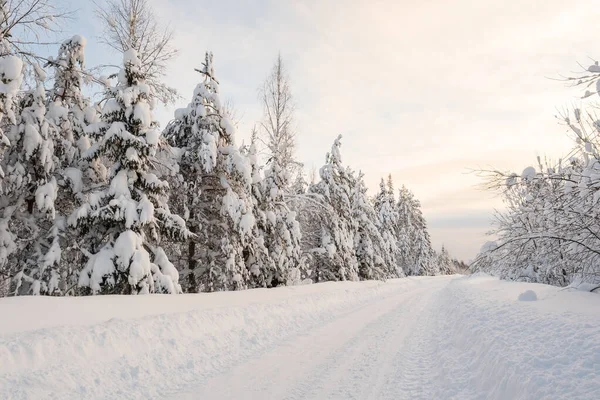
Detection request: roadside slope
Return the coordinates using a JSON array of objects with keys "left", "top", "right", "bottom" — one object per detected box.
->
[{"left": 1, "top": 275, "right": 599, "bottom": 399}]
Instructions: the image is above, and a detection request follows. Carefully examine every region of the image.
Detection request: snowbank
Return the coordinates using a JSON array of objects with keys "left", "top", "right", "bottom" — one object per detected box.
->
[
  {"left": 1, "top": 275, "right": 599, "bottom": 399},
  {"left": 0, "top": 280, "right": 398, "bottom": 399},
  {"left": 431, "top": 275, "right": 600, "bottom": 399}
]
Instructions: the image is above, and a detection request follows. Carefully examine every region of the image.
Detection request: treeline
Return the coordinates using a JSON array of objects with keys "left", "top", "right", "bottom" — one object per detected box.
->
[
  {"left": 0, "top": 0, "right": 459, "bottom": 296},
  {"left": 473, "top": 63, "right": 600, "bottom": 290}
]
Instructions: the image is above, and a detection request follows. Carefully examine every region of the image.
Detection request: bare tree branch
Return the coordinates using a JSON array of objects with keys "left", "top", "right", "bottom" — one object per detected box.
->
[{"left": 94, "top": 0, "right": 178, "bottom": 105}]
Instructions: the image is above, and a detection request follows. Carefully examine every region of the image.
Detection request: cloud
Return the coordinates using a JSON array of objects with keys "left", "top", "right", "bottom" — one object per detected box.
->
[{"left": 63, "top": 0, "right": 599, "bottom": 260}]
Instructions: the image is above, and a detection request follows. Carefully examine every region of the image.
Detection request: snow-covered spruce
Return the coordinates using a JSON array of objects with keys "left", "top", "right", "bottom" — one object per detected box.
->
[
  {"left": 0, "top": 47, "right": 24, "bottom": 295},
  {"left": 396, "top": 184, "right": 437, "bottom": 276},
  {"left": 352, "top": 172, "right": 396, "bottom": 280},
  {"left": 307, "top": 135, "right": 359, "bottom": 282},
  {"left": 70, "top": 48, "right": 188, "bottom": 295},
  {"left": 0, "top": 52, "right": 24, "bottom": 187},
  {"left": 436, "top": 245, "right": 454, "bottom": 275},
  {"left": 0, "top": 65, "right": 64, "bottom": 295},
  {"left": 373, "top": 177, "right": 404, "bottom": 275},
  {"left": 248, "top": 131, "right": 304, "bottom": 287},
  {"left": 241, "top": 135, "right": 277, "bottom": 288},
  {"left": 46, "top": 35, "right": 96, "bottom": 169},
  {"left": 164, "top": 52, "right": 254, "bottom": 292},
  {"left": 45, "top": 35, "right": 104, "bottom": 294}
]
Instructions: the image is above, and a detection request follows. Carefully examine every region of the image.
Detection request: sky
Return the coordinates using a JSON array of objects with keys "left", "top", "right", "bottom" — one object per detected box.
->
[{"left": 54, "top": 0, "right": 599, "bottom": 261}]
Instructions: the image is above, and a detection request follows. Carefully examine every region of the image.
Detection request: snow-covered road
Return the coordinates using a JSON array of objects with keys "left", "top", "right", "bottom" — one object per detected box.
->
[{"left": 1, "top": 275, "right": 599, "bottom": 399}]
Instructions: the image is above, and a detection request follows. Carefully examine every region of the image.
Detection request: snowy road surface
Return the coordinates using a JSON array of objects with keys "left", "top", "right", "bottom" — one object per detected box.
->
[{"left": 1, "top": 275, "right": 599, "bottom": 399}]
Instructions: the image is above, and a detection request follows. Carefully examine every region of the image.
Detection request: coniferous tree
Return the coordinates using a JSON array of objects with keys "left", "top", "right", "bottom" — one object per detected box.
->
[
  {"left": 70, "top": 48, "right": 188, "bottom": 295},
  {"left": 46, "top": 35, "right": 102, "bottom": 294},
  {"left": 373, "top": 178, "right": 404, "bottom": 274},
  {"left": 261, "top": 143, "right": 303, "bottom": 286},
  {"left": 437, "top": 245, "right": 454, "bottom": 275},
  {"left": 2, "top": 66, "right": 63, "bottom": 295},
  {"left": 291, "top": 169, "right": 308, "bottom": 195},
  {"left": 164, "top": 52, "right": 255, "bottom": 292},
  {"left": 307, "top": 135, "right": 359, "bottom": 282},
  {"left": 0, "top": 44, "right": 24, "bottom": 294},
  {"left": 397, "top": 185, "right": 437, "bottom": 275},
  {"left": 242, "top": 134, "right": 276, "bottom": 288},
  {"left": 352, "top": 172, "right": 393, "bottom": 280}
]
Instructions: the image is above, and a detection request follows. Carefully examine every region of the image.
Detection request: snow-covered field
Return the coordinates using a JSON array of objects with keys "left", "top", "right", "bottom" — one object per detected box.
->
[{"left": 1, "top": 275, "right": 599, "bottom": 400}]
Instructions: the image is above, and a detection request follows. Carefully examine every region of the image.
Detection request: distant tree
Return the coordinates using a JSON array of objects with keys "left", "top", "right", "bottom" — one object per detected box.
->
[
  {"left": 437, "top": 245, "right": 454, "bottom": 275},
  {"left": 291, "top": 169, "right": 307, "bottom": 195},
  {"left": 373, "top": 178, "right": 403, "bottom": 276},
  {"left": 352, "top": 172, "right": 393, "bottom": 280},
  {"left": 307, "top": 135, "right": 359, "bottom": 282},
  {"left": 397, "top": 185, "right": 436, "bottom": 275}
]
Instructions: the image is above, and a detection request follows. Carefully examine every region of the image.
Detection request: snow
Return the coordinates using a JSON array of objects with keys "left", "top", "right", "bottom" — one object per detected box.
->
[
  {"left": 145, "top": 128, "right": 159, "bottom": 146},
  {"left": 109, "top": 170, "right": 131, "bottom": 198},
  {"left": 78, "top": 246, "right": 116, "bottom": 293},
  {"left": 0, "top": 55, "right": 23, "bottom": 81},
  {"left": 518, "top": 289, "right": 538, "bottom": 301},
  {"left": 114, "top": 230, "right": 151, "bottom": 291},
  {"left": 71, "top": 34, "right": 87, "bottom": 47},
  {"left": 133, "top": 102, "right": 152, "bottom": 128},
  {"left": 587, "top": 62, "right": 600, "bottom": 73},
  {"left": 63, "top": 167, "right": 83, "bottom": 193},
  {"left": 220, "top": 117, "right": 235, "bottom": 136},
  {"left": 34, "top": 177, "right": 58, "bottom": 216},
  {"left": 123, "top": 48, "right": 141, "bottom": 67},
  {"left": 103, "top": 99, "right": 122, "bottom": 117},
  {"left": 174, "top": 107, "right": 188, "bottom": 121},
  {"left": 522, "top": 166, "right": 536, "bottom": 181},
  {"left": 152, "top": 247, "right": 181, "bottom": 294},
  {"left": 239, "top": 211, "right": 256, "bottom": 234},
  {"left": 0, "top": 275, "right": 598, "bottom": 399},
  {"left": 137, "top": 195, "right": 155, "bottom": 224},
  {"left": 23, "top": 124, "right": 42, "bottom": 158},
  {"left": 33, "top": 63, "right": 46, "bottom": 81},
  {"left": 480, "top": 241, "right": 498, "bottom": 253}
]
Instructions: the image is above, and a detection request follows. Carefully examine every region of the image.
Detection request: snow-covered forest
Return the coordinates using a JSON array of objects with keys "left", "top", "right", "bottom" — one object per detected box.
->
[
  {"left": 0, "top": 0, "right": 465, "bottom": 297},
  {"left": 473, "top": 63, "right": 600, "bottom": 291}
]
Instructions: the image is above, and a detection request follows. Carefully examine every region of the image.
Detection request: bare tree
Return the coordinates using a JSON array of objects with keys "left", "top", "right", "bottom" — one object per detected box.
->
[
  {"left": 0, "top": 0, "right": 69, "bottom": 61},
  {"left": 95, "top": 0, "right": 178, "bottom": 105},
  {"left": 258, "top": 54, "right": 299, "bottom": 185}
]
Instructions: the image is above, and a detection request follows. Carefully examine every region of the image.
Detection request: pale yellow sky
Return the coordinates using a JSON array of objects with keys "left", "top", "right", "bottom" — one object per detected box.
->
[{"left": 66, "top": 0, "right": 598, "bottom": 260}]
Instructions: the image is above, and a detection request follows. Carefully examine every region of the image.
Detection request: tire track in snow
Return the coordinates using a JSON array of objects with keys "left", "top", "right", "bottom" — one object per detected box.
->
[{"left": 176, "top": 277, "right": 452, "bottom": 400}]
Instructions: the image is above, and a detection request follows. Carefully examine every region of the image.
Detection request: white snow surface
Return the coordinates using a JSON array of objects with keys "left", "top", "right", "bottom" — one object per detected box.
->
[{"left": 1, "top": 275, "right": 599, "bottom": 399}]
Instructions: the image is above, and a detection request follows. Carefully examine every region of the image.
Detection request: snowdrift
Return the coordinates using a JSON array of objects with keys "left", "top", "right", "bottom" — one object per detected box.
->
[{"left": 1, "top": 275, "right": 599, "bottom": 399}]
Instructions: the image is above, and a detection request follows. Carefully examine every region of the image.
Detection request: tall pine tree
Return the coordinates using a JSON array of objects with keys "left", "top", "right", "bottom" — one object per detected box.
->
[
  {"left": 352, "top": 172, "right": 394, "bottom": 280},
  {"left": 71, "top": 48, "right": 188, "bottom": 295},
  {"left": 308, "top": 135, "right": 359, "bottom": 282},
  {"left": 164, "top": 52, "right": 255, "bottom": 292}
]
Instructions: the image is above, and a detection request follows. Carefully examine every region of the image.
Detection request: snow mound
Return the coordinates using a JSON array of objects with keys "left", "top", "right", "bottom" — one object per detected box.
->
[
  {"left": 521, "top": 166, "right": 536, "bottom": 181},
  {"left": 518, "top": 289, "right": 537, "bottom": 301}
]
